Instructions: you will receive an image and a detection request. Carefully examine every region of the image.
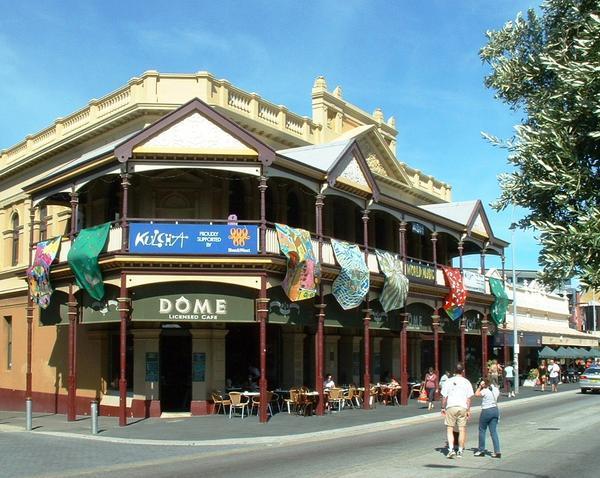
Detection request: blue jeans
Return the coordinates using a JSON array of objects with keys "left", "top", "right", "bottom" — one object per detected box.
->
[{"left": 478, "top": 407, "right": 500, "bottom": 453}]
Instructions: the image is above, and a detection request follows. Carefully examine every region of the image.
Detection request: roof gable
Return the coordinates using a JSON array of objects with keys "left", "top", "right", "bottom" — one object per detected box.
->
[
  {"left": 115, "top": 98, "right": 276, "bottom": 165},
  {"left": 420, "top": 200, "right": 495, "bottom": 239}
]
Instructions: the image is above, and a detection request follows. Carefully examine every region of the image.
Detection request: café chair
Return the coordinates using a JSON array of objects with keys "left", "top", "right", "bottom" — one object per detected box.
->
[
  {"left": 211, "top": 391, "right": 231, "bottom": 415},
  {"left": 228, "top": 391, "right": 249, "bottom": 419},
  {"left": 250, "top": 391, "right": 274, "bottom": 417}
]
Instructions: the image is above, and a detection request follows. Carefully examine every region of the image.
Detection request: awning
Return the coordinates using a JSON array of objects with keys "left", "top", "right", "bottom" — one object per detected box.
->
[{"left": 538, "top": 346, "right": 557, "bottom": 358}]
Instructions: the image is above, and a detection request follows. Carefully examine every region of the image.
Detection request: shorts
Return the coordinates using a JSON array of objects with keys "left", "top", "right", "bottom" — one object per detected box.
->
[
  {"left": 549, "top": 376, "right": 559, "bottom": 385},
  {"left": 445, "top": 406, "right": 468, "bottom": 427}
]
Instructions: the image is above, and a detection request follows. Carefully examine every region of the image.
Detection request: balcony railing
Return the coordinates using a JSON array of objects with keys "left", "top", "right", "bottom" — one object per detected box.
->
[{"left": 45, "top": 221, "right": 492, "bottom": 295}]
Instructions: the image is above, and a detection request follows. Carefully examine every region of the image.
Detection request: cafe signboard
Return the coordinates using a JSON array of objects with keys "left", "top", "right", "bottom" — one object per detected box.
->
[
  {"left": 463, "top": 270, "right": 486, "bottom": 293},
  {"left": 405, "top": 261, "right": 436, "bottom": 284}
]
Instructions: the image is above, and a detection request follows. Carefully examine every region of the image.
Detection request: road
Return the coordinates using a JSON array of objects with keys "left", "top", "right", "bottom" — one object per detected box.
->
[{"left": 1, "top": 391, "right": 598, "bottom": 478}]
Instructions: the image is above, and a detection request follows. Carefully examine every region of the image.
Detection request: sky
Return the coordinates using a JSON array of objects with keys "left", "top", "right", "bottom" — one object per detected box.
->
[{"left": 0, "top": 0, "right": 543, "bottom": 272}]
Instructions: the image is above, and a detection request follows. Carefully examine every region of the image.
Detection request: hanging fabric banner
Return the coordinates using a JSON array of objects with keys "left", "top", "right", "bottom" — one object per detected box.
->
[
  {"left": 275, "top": 223, "right": 320, "bottom": 301},
  {"left": 489, "top": 277, "right": 509, "bottom": 325},
  {"left": 375, "top": 249, "right": 409, "bottom": 312},
  {"left": 331, "top": 239, "right": 369, "bottom": 310},
  {"left": 27, "top": 236, "right": 62, "bottom": 309},
  {"left": 67, "top": 223, "right": 111, "bottom": 301},
  {"left": 441, "top": 265, "right": 467, "bottom": 320}
]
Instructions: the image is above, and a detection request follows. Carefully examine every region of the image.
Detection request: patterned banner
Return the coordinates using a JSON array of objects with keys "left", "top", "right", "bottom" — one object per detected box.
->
[
  {"left": 375, "top": 250, "right": 409, "bottom": 312},
  {"left": 489, "top": 277, "right": 509, "bottom": 325},
  {"left": 441, "top": 265, "right": 467, "bottom": 320},
  {"left": 275, "top": 223, "right": 320, "bottom": 301},
  {"left": 67, "top": 223, "right": 111, "bottom": 301},
  {"left": 331, "top": 239, "right": 369, "bottom": 310},
  {"left": 27, "top": 236, "right": 62, "bottom": 309}
]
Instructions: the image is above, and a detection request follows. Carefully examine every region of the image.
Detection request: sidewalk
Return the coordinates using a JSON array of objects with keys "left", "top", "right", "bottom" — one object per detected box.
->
[{"left": 0, "top": 382, "right": 580, "bottom": 446}]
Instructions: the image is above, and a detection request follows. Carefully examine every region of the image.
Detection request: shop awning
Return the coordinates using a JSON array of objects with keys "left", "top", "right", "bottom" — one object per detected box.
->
[{"left": 538, "top": 346, "right": 557, "bottom": 359}]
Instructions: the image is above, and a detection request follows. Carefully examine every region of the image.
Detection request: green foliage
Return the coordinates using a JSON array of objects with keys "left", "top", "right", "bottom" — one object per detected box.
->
[{"left": 481, "top": 0, "right": 600, "bottom": 289}]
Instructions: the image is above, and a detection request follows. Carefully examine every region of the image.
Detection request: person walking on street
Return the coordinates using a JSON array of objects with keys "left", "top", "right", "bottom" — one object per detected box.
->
[
  {"left": 548, "top": 359, "right": 561, "bottom": 392},
  {"left": 538, "top": 360, "right": 547, "bottom": 392},
  {"left": 504, "top": 362, "right": 515, "bottom": 397},
  {"left": 441, "top": 363, "right": 474, "bottom": 459},
  {"left": 425, "top": 367, "right": 438, "bottom": 411},
  {"left": 488, "top": 360, "right": 501, "bottom": 387},
  {"left": 474, "top": 378, "right": 501, "bottom": 458}
]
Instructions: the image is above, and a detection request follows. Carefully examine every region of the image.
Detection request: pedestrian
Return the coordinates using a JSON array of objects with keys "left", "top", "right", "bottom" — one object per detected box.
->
[
  {"left": 323, "top": 373, "right": 335, "bottom": 389},
  {"left": 548, "top": 359, "right": 561, "bottom": 392},
  {"left": 424, "top": 367, "right": 438, "bottom": 411},
  {"left": 538, "top": 360, "right": 547, "bottom": 392},
  {"left": 441, "top": 362, "right": 474, "bottom": 459},
  {"left": 488, "top": 360, "right": 500, "bottom": 387},
  {"left": 439, "top": 370, "right": 450, "bottom": 391},
  {"left": 503, "top": 361, "right": 515, "bottom": 397},
  {"left": 473, "top": 378, "right": 501, "bottom": 458}
]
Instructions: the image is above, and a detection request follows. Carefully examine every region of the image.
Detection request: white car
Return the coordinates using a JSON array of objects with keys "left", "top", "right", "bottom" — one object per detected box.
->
[{"left": 580, "top": 366, "right": 600, "bottom": 393}]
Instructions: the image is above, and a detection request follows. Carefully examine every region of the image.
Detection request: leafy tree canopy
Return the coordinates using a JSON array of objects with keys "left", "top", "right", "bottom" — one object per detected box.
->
[{"left": 481, "top": 0, "right": 600, "bottom": 289}]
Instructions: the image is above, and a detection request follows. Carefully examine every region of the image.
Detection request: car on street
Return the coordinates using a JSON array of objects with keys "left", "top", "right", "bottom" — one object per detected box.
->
[{"left": 580, "top": 366, "right": 600, "bottom": 393}]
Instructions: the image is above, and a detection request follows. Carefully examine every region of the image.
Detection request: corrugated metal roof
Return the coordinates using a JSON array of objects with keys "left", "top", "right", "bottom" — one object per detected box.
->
[
  {"left": 419, "top": 200, "right": 479, "bottom": 225},
  {"left": 278, "top": 139, "right": 352, "bottom": 172}
]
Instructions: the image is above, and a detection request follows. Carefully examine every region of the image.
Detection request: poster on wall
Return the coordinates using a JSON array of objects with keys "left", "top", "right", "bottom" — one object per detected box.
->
[
  {"left": 145, "top": 352, "right": 159, "bottom": 382},
  {"left": 129, "top": 223, "right": 258, "bottom": 255},
  {"left": 192, "top": 353, "right": 206, "bottom": 382}
]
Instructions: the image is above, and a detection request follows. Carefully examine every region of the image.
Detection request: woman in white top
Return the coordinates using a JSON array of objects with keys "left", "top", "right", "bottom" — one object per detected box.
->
[
  {"left": 323, "top": 373, "right": 335, "bottom": 389},
  {"left": 474, "top": 378, "right": 501, "bottom": 458}
]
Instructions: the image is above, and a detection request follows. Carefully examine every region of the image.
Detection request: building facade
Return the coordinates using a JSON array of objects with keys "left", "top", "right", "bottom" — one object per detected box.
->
[{"left": 0, "top": 71, "right": 509, "bottom": 423}]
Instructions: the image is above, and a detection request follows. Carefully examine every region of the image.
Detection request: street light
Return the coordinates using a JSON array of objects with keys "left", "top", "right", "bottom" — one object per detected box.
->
[{"left": 510, "top": 224, "right": 519, "bottom": 395}]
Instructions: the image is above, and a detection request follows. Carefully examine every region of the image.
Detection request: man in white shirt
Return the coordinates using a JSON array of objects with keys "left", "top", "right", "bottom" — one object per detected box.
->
[
  {"left": 504, "top": 362, "right": 515, "bottom": 397},
  {"left": 441, "top": 363, "right": 474, "bottom": 459},
  {"left": 548, "top": 359, "right": 561, "bottom": 392}
]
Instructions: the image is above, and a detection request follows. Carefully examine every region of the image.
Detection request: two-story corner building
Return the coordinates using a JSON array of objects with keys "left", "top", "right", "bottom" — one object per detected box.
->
[{"left": 0, "top": 71, "right": 509, "bottom": 423}]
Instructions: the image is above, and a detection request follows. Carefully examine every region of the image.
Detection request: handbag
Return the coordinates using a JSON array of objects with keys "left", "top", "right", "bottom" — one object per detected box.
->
[{"left": 417, "top": 387, "right": 428, "bottom": 403}]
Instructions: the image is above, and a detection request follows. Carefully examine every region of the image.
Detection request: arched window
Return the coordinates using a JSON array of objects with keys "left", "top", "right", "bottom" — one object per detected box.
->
[
  {"left": 39, "top": 205, "right": 48, "bottom": 241},
  {"left": 286, "top": 191, "right": 301, "bottom": 228},
  {"left": 11, "top": 213, "right": 19, "bottom": 266}
]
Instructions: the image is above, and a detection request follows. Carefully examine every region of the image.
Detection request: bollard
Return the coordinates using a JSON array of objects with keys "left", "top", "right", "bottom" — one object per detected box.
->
[
  {"left": 91, "top": 401, "right": 98, "bottom": 435},
  {"left": 26, "top": 398, "right": 32, "bottom": 431}
]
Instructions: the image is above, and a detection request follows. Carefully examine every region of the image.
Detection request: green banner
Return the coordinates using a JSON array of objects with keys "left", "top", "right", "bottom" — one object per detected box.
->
[
  {"left": 80, "top": 285, "right": 120, "bottom": 324},
  {"left": 67, "top": 223, "right": 110, "bottom": 301},
  {"left": 375, "top": 250, "right": 409, "bottom": 313},
  {"left": 489, "top": 277, "right": 509, "bottom": 325},
  {"left": 268, "top": 286, "right": 315, "bottom": 326},
  {"left": 405, "top": 302, "right": 433, "bottom": 332}
]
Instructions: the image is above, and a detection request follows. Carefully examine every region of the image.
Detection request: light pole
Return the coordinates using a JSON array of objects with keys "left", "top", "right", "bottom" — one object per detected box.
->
[
  {"left": 593, "top": 289, "right": 597, "bottom": 333},
  {"left": 511, "top": 226, "right": 519, "bottom": 395}
]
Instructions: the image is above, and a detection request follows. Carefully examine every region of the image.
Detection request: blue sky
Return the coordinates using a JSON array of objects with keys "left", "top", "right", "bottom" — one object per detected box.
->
[{"left": 0, "top": 0, "right": 541, "bottom": 272}]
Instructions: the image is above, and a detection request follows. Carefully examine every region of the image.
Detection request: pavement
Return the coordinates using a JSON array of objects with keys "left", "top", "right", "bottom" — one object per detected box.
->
[{"left": 0, "top": 382, "right": 582, "bottom": 446}]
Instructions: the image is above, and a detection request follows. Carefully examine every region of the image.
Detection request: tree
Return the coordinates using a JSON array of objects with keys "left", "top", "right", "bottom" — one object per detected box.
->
[{"left": 480, "top": 0, "right": 600, "bottom": 289}]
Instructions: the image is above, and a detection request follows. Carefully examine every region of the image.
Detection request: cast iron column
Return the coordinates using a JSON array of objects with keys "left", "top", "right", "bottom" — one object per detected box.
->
[
  {"left": 460, "top": 317, "right": 466, "bottom": 367},
  {"left": 431, "top": 231, "right": 438, "bottom": 269},
  {"left": 258, "top": 176, "right": 268, "bottom": 255},
  {"left": 118, "top": 272, "right": 129, "bottom": 426},
  {"left": 67, "top": 190, "right": 79, "bottom": 421},
  {"left": 400, "top": 312, "right": 409, "bottom": 405},
  {"left": 362, "top": 208, "right": 371, "bottom": 409},
  {"left": 399, "top": 221, "right": 407, "bottom": 263},
  {"left": 458, "top": 240, "right": 464, "bottom": 272},
  {"left": 25, "top": 206, "right": 36, "bottom": 401},
  {"left": 120, "top": 170, "right": 130, "bottom": 252},
  {"left": 480, "top": 248, "right": 487, "bottom": 275},
  {"left": 432, "top": 312, "right": 440, "bottom": 375},
  {"left": 257, "top": 274, "right": 269, "bottom": 423},
  {"left": 314, "top": 192, "right": 325, "bottom": 415},
  {"left": 481, "top": 313, "right": 489, "bottom": 379}
]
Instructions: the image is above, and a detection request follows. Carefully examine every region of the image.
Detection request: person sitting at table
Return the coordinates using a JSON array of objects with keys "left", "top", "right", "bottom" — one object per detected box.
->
[
  {"left": 246, "top": 375, "right": 259, "bottom": 391},
  {"left": 324, "top": 373, "right": 335, "bottom": 390},
  {"left": 388, "top": 376, "right": 399, "bottom": 387}
]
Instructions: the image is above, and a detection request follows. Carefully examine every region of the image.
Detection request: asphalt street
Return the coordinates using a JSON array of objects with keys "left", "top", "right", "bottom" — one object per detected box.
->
[{"left": 1, "top": 389, "right": 598, "bottom": 478}]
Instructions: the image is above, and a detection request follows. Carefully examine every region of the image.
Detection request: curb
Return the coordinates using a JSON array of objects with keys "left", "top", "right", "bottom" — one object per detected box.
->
[{"left": 0, "top": 389, "right": 577, "bottom": 447}]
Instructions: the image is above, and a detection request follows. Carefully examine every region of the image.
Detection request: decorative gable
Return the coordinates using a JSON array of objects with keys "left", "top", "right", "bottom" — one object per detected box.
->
[
  {"left": 134, "top": 112, "right": 256, "bottom": 156},
  {"left": 471, "top": 213, "right": 489, "bottom": 238},
  {"left": 338, "top": 156, "right": 370, "bottom": 189}
]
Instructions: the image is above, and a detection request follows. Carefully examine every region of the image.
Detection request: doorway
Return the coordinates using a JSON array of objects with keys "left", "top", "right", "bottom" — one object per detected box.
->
[{"left": 160, "top": 330, "right": 192, "bottom": 412}]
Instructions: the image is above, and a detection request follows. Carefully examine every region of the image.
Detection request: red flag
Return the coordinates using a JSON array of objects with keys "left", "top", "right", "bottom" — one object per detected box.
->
[{"left": 441, "top": 266, "right": 467, "bottom": 320}]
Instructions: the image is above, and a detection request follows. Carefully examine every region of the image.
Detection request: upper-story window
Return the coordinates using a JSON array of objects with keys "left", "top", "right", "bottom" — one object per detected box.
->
[
  {"left": 286, "top": 191, "right": 301, "bottom": 228},
  {"left": 229, "top": 178, "right": 247, "bottom": 220},
  {"left": 39, "top": 205, "right": 48, "bottom": 241},
  {"left": 11, "top": 213, "right": 19, "bottom": 266}
]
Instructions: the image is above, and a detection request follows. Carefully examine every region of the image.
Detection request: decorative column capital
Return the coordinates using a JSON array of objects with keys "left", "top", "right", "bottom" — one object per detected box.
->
[
  {"left": 258, "top": 175, "right": 268, "bottom": 192},
  {"left": 362, "top": 209, "right": 370, "bottom": 222}
]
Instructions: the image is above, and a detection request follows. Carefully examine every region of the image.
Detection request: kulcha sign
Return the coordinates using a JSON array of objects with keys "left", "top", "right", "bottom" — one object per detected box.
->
[
  {"left": 131, "top": 282, "right": 255, "bottom": 322},
  {"left": 129, "top": 223, "right": 259, "bottom": 255}
]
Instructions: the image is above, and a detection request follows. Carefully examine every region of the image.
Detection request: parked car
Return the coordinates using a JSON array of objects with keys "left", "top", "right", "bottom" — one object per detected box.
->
[{"left": 579, "top": 367, "right": 600, "bottom": 393}]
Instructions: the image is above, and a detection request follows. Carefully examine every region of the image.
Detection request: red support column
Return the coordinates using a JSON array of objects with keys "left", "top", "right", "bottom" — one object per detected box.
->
[
  {"left": 315, "top": 303, "right": 325, "bottom": 415},
  {"left": 118, "top": 272, "right": 129, "bottom": 426},
  {"left": 25, "top": 206, "right": 36, "bottom": 401},
  {"left": 362, "top": 311, "right": 371, "bottom": 409},
  {"left": 481, "top": 313, "right": 489, "bottom": 380},
  {"left": 67, "top": 190, "right": 79, "bottom": 421},
  {"left": 120, "top": 170, "right": 130, "bottom": 252},
  {"left": 460, "top": 317, "right": 466, "bottom": 367},
  {"left": 256, "top": 275, "right": 269, "bottom": 423},
  {"left": 400, "top": 313, "right": 409, "bottom": 406},
  {"left": 258, "top": 176, "right": 268, "bottom": 255}
]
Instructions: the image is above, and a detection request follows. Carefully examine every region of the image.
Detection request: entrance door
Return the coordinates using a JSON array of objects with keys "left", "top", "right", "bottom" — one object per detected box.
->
[{"left": 160, "top": 330, "right": 192, "bottom": 412}]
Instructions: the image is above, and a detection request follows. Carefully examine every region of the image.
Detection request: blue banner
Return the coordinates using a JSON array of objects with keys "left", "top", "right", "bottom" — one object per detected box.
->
[{"left": 129, "top": 223, "right": 259, "bottom": 255}]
